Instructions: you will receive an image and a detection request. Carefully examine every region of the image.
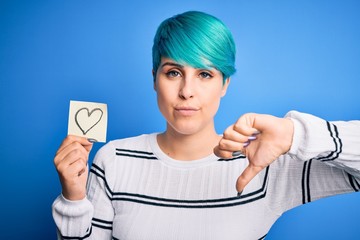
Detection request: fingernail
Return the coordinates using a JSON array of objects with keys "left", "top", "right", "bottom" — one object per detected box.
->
[
  {"left": 232, "top": 151, "right": 242, "bottom": 157},
  {"left": 237, "top": 191, "right": 243, "bottom": 197},
  {"left": 87, "top": 138, "right": 98, "bottom": 143},
  {"left": 253, "top": 130, "right": 261, "bottom": 135},
  {"left": 248, "top": 135, "right": 257, "bottom": 141},
  {"left": 243, "top": 140, "right": 250, "bottom": 147}
]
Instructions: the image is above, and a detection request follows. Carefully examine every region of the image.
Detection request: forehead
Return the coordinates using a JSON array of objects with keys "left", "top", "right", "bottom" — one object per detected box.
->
[
  {"left": 159, "top": 57, "right": 218, "bottom": 72},
  {"left": 159, "top": 57, "right": 184, "bottom": 68}
]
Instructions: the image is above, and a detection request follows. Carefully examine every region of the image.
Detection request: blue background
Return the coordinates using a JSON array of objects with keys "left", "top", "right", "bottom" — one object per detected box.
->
[{"left": 1, "top": 0, "right": 359, "bottom": 239}]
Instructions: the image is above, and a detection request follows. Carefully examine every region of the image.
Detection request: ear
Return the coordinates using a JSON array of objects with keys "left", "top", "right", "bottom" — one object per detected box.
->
[
  {"left": 221, "top": 78, "right": 230, "bottom": 97},
  {"left": 152, "top": 69, "right": 157, "bottom": 91}
]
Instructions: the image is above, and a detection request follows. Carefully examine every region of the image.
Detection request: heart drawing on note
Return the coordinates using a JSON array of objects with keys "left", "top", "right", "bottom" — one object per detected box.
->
[{"left": 75, "top": 107, "right": 104, "bottom": 135}]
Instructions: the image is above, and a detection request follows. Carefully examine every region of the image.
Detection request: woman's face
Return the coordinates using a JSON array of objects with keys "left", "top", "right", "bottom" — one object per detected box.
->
[{"left": 154, "top": 57, "right": 230, "bottom": 136}]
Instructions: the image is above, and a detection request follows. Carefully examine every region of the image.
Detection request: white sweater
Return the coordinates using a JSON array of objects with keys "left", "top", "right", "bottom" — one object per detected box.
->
[{"left": 52, "top": 111, "right": 360, "bottom": 240}]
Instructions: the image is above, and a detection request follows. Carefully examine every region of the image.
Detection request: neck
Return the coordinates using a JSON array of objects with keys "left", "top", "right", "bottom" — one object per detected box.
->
[{"left": 157, "top": 123, "right": 221, "bottom": 161}]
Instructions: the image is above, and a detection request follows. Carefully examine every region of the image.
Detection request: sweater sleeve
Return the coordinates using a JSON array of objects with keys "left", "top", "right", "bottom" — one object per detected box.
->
[
  {"left": 287, "top": 111, "right": 360, "bottom": 177},
  {"left": 267, "top": 111, "right": 360, "bottom": 214},
  {"left": 52, "top": 142, "right": 115, "bottom": 239},
  {"left": 52, "top": 195, "right": 94, "bottom": 239}
]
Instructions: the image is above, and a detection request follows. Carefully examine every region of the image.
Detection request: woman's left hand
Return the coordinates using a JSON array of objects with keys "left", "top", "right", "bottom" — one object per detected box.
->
[{"left": 213, "top": 113, "right": 294, "bottom": 194}]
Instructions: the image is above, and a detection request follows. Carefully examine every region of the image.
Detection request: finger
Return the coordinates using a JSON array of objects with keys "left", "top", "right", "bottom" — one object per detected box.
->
[
  {"left": 65, "top": 158, "right": 88, "bottom": 177},
  {"left": 215, "top": 136, "right": 256, "bottom": 158},
  {"left": 233, "top": 113, "right": 260, "bottom": 136},
  {"left": 65, "top": 147, "right": 89, "bottom": 166},
  {"left": 59, "top": 135, "right": 93, "bottom": 151},
  {"left": 56, "top": 135, "right": 93, "bottom": 155},
  {"left": 213, "top": 145, "right": 234, "bottom": 159},
  {"left": 217, "top": 138, "right": 245, "bottom": 152},
  {"left": 236, "top": 164, "right": 263, "bottom": 194},
  {"left": 55, "top": 135, "right": 94, "bottom": 166},
  {"left": 56, "top": 150, "right": 88, "bottom": 174},
  {"left": 54, "top": 141, "right": 89, "bottom": 166},
  {"left": 222, "top": 125, "right": 249, "bottom": 142}
]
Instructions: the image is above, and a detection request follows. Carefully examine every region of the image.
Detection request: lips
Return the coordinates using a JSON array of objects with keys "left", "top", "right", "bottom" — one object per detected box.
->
[{"left": 174, "top": 106, "right": 199, "bottom": 116}]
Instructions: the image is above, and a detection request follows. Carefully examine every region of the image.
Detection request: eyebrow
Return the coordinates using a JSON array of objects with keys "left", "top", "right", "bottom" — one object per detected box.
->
[{"left": 160, "top": 62, "right": 184, "bottom": 69}]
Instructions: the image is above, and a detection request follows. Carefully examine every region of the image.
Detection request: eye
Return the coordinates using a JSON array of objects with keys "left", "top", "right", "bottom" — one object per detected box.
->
[
  {"left": 166, "top": 70, "right": 181, "bottom": 78},
  {"left": 199, "top": 71, "right": 213, "bottom": 79}
]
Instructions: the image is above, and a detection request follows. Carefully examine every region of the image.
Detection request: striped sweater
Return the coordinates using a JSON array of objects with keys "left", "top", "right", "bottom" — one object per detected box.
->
[{"left": 52, "top": 111, "right": 360, "bottom": 239}]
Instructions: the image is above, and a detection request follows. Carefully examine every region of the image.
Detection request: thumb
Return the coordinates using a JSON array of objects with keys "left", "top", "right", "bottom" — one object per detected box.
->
[{"left": 236, "top": 164, "right": 263, "bottom": 195}]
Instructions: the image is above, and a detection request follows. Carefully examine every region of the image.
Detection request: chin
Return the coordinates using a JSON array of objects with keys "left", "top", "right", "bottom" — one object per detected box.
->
[
  {"left": 175, "top": 129, "right": 199, "bottom": 136},
  {"left": 169, "top": 122, "right": 205, "bottom": 136}
]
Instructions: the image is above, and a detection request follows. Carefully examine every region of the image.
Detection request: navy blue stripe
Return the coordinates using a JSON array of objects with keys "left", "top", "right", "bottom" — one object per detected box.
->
[
  {"left": 60, "top": 226, "right": 92, "bottom": 239},
  {"left": 322, "top": 124, "right": 342, "bottom": 161},
  {"left": 61, "top": 222, "right": 112, "bottom": 240},
  {"left": 110, "top": 166, "right": 269, "bottom": 205},
  {"left": 91, "top": 163, "right": 104, "bottom": 174},
  {"left": 92, "top": 223, "right": 112, "bottom": 230},
  {"left": 111, "top": 190, "right": 267, "bottom": 208},
  {"left": 116, "top": 148, "right": 154, "bottom": 155},
  {"left": 315, "top": 121, "right": 336, "bottom": 161},
  {"left": 301, "top": 160, "right": 312, "bottom": 204},
  {"left": 90, "top": 164, "right": 113, "bottom": 199},
  {"left": 218, "top": 155, "right": 246, "bottom": 161},
  {"left": 301, "top": 161, "right": 308, "bottom": 204},
  {"left": 354, "top": 177, "right": 360, "bottom": 190},
  {"left": 92, "top": 217, "right": 113, "bottom": 225},
  {"left": 306, "top": 159, "right": 312, "bottom": 203},
  {"left": 258, "top": 233, "right": 267, "bottom": 240},
  {"left": 59, "top": 218, "right": 113, "bottom": 239},
  {"left": 90, "top": 168, "right": 105, "bottom": 181},
  {"left": 111, "top": 166, "right": 268, "bottom": 202},
  {"left": 348, "top": 173, "right": 359, "bottom": 192},
  {"left": 317, "top": 122, "right": 342, "bottom": 162},
  {"left": 116, "top": 152, "right": 158, "bottom": 160}
]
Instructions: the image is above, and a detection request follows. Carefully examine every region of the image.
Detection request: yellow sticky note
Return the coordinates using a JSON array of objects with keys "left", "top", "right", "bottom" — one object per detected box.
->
[{"left": 68, "top": 100, "right": 108, "bottom": 142}]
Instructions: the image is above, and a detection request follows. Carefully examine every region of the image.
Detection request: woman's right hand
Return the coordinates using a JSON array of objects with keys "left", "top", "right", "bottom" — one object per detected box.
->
[{"left": 54, "top": 135, "right": 93, "bottom": 201}]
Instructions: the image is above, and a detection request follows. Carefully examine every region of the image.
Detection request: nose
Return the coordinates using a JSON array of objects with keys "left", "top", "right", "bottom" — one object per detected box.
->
[{"left": 178, "top": 78, "right": 194, "bottom": 100}]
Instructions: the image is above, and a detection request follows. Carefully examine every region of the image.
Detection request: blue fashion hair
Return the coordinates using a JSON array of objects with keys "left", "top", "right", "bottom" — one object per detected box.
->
[{"left": 152, "top": 11, "right": 236, "bottom": 82}]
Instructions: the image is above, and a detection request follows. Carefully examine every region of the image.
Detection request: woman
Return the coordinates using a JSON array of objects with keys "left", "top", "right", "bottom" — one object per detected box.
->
[{"left": 52, "top": 11, "right": 360, "bottom": 239}]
